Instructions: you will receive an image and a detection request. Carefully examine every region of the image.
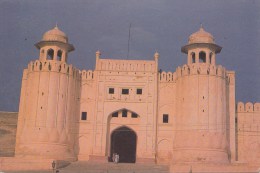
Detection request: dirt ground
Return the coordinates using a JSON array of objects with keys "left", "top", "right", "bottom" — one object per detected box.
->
[{"left": 0, "top": 112, "right": 18, "bottom": 157}]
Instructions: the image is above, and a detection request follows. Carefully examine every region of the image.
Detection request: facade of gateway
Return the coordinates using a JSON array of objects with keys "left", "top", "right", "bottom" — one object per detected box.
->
[{"left": 15, "top": 26, "right": 260, "bottom": 165}]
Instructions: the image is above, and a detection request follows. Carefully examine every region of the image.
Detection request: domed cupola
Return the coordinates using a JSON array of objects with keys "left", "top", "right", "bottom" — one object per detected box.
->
[
  {"left": 188, "top": 27, "right": 214, "bottom": 44},
  {"left": 181, "top": 25, "right": 222, "bottom": 65},
  {"left": 35, "top": 25, "right": 74, "bottom": 62},
  {"left": 42, "top": 25, "right": 68, "bottom": 43}
]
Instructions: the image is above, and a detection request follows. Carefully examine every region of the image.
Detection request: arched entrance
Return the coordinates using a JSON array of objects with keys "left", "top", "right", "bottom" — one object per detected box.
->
[{"left": 110, "top": 126, "right": 137, "bottom": 163}]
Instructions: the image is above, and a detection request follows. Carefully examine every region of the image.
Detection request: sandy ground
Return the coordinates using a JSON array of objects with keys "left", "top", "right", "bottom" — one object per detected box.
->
[{"left": 0, "top": 112, "right": 17, "bottom": 157}]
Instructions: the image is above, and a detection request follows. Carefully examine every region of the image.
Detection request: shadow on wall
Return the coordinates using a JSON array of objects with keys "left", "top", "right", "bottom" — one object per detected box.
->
[{"left": 0, "top": 112, "right": 18, "bottom": 157}]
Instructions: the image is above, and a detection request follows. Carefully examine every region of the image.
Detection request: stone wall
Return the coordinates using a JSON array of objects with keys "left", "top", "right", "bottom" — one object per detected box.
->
[
  {"left": 237, "top": 102, "right": 260, "bottom": 163},
  {"left": 15, "top": 59, "right": 81, "bottom": 160},
  {"left": 172, "top": 63, "right": 230, "bottom": 163},
  {"left": 78, "top": 58, "right": 158, "bottom": 162}
]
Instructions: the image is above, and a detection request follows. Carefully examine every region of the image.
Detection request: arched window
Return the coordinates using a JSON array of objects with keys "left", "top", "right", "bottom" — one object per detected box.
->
[
  {"left": 191, "top": 52, "right": 196, "bottom": 63},
  {"left": 209, "top": 52, "right": 213, "bottom": 64},
  {"left": 199, "top": 51, "right": 206, "bottom": 63},
  {"left": 57, "top": 50, "right": 62, "bottom": 61},
  {"left": 122, "top": 109, "right": 127, "bottom": 117},
  {"left": 47, "top": 49, "right": 54, "bottom": 60}
]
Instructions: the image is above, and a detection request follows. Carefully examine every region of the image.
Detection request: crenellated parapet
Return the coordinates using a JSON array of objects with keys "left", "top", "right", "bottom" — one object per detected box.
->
[
  {"left": 186, "top": 64, "right": 226, "bottom": 77},
  {"left": 159, "top": 71, "right": 176, "bottom": 82},
  {"left": 96, "top": 59, "right": 157, "bottom": 72},
  {"left": 81, "top": 70, "right": 95, "bottom": 80},
  {"left": 27, "top": 59, "right": 80, "bottom": 79},
  {"left": 159, "top": 63, "right": 227, "bottom": 82},
  {"left": 237, "top": 102, "right": 260, "bottom": 112}
]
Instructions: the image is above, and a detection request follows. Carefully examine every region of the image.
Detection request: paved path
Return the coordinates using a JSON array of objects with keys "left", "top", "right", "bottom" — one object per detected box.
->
[{"left": 4, "top": 161, "right": 169, "bottom": 173}]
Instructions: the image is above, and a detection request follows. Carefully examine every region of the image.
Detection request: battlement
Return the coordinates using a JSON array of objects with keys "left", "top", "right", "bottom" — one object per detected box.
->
[
  {"left": 97, "top": 59, "right": 156, "bottom": 72},
  {"left": 81, "top": 70, "right": 95, "bottom": 80},
  {"left": 159, "top": 64, "right": 227, "bottom": 82},
  {"left": 237, "top": 102, "right": 260, "bottom": 112},
  {"left": 27, "top": 60, "right": 80, "bottom": 79},
  {"left": 159, "top": 71, "right": 176, "bottom": 82}
]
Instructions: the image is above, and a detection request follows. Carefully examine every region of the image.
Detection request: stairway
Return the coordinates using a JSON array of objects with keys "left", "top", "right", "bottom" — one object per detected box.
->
[{"left": 59, "top": 161, "right": 170, "bottom": 173}]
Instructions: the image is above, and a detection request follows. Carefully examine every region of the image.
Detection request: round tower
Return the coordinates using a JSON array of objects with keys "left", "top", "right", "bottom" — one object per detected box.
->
[
  {"left": 173, "top": 26, "right": 229, "bottom": 163},
  {"left": 15, "top": 26, "right": 80, "bottom": 161}
]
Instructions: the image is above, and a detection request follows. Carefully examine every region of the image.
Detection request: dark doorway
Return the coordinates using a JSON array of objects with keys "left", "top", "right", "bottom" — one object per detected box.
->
[{"left": 110, "top": 126, "right": 137, "bottom": 163}]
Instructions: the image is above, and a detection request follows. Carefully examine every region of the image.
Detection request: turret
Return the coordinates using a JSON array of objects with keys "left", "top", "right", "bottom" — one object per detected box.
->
[
  {"left": 15, "top": 26, "right": 80, "bottom": 161},
  {"left": 181, "top": 25, "right": 221, "bottom": 65},
  {"left": 35, "top": 25, "right": 74, "bottom": 62},
  {"left": 95, "top": 50, "right": 101, "bottom": 69},
  {"left": 173, "top": 26, "right": 229, "bottom": 164},
  {"left": 154, "top": 51, "right": 159, "bottom": 72}
]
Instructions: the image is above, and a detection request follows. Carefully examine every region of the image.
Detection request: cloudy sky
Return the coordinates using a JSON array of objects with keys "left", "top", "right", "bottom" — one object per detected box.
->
[{"left": 0, "top": 0, "right": 259, "bottom": 111}]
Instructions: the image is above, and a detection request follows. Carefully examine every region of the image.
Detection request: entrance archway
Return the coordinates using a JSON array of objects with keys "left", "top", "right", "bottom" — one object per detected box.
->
[{"left": 110, "top": 126, "right": 137, "bottom": 163}]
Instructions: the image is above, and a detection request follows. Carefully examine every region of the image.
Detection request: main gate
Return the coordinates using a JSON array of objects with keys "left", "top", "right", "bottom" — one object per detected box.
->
[{"left": 110, "top": 126, "right": 137, "bottom": 163}]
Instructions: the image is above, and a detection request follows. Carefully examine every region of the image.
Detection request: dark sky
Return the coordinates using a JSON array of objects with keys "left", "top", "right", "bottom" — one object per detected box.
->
[{"left": 0, "top": 0, "right": 259, "bottom": 111}]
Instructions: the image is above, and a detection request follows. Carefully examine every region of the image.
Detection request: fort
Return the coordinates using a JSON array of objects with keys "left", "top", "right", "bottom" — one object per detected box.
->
[{"left": 0, "top": 25, "right": 260, "bottom": 172}]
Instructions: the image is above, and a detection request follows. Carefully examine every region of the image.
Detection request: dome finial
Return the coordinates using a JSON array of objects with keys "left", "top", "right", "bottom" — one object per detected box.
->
[
  {"left": 55, "top": 22, "right": 58, "bottom": 29},
  {"left": 154, "top": 50, "right": 159, "bottom": 59},
  {"left": 96, "top": 50, "right": 101, "bottom": 59},
  {"left": 200, "top": 23, "right": 204, "bottom": 30}
]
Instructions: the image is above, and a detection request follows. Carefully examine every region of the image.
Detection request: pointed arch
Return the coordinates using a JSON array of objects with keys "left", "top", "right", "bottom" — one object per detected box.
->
[
  {"left": 57, "top": 50, "right": 62, "bottom": 61},
  {"left": 111, "top": 125, "right": 137, "bottom": 135},
  {"left": 199, "top": 51, "right": 206, "bottom": 63},
  {"left": 157, "top": 139, "right": 171, "bottom": 163},
  {"left": 47, "top": 49, "right": 54, "bottom": 60},
  {"left": 110, "top": 126, "right": 137, "bottom": 163},
  {"left": 191, "top": 52, "right": 196, "bottom": 63}
]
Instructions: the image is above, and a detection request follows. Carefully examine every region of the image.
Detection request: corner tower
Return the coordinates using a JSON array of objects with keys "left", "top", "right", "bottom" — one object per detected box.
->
[
  {"left": 15, "top": 26, "right": 80, "bottom": 161},
  {"left": 173, "top": 26, "right": 232, "bottom": 163}
]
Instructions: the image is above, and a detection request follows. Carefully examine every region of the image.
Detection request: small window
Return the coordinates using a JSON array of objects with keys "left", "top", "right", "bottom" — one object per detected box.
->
[
  {"left": 109, "top": 88, "right": 114, "bottom": 94},
  {"left": 122, "top": 110, "right": 127, "bottom": 117},
  {"left": 191, "top": 52, "right": 196, "bottom": 63},
  {"left": 136, "top": 89, "right": 142, "bottom": 95},
  {"left": 163, "top": 114, "right": 168, "bottom": 123},
  {"left": 131, "top": 112, "right": 138, "bottom": 118},
  {"left": 57, "top": 50, "right": 62, "bottom": 61},
  {"left": 112, "top": 112, "right": 118, "bottom": 117},
  {"left": 47, "top": 49, "right": 54, "bottom": 60},
  {"left": 199, "top": 51, "right": 206, "bottom": 63},
  {"left": 122, "top": 89, "right": 129, "bottom": 95},
  {"left": 81, "top": 112, "right": 87, "bottom": 120}
]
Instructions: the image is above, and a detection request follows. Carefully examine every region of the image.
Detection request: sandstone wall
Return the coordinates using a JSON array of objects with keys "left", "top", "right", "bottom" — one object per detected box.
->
[
  {"left": 237, "top": 102, "right": 260, "bottom": 163},
  {"left": 157, "top": 71, "right": 176, "bottom": 164},
  {"left": 173, "top": 63, "right": 230, "bottom": 163},
  {"left": 78, "top": 58, "right": 159, "bottom": 162},
  {"left": 15, "top": 60, "right": 81, "bottom": 160}
]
